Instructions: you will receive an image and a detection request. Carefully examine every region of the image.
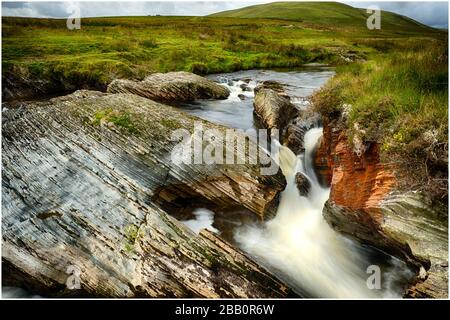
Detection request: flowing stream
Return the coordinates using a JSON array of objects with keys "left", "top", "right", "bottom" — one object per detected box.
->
[{"left": 180, "top": 68, "right": 415, "bottom": 298}]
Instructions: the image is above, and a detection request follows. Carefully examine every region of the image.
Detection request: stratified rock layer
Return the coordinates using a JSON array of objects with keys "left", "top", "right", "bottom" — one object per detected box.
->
[
  {"left": 253, "top": 82, "right": 297, "bottom": 134},
  {"left": 107, "top": 71, "right": 230, "bottom": 102},
  {"left": 2, "top": 90, "right": 290, "bottom": 297},
  {"left": 319, "top": 116, "right": 448, "bottom": 298}
]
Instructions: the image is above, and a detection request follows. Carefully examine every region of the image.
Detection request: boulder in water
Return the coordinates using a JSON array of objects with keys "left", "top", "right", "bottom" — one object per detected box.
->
[
  {"left": 239, "top": 83, "right": 252, "bottom": 92},
  {"left": 295, "top": 172, "right": 311, "bottom": 197},
  {"left": 284, "top": 113, "right": 321, "bottom": 155},
  {"left": 107, "top": 71, "right": 230, "bottom": 103},
  {"left": 253, "top": 81, "right": 297, "bottom": 133}
]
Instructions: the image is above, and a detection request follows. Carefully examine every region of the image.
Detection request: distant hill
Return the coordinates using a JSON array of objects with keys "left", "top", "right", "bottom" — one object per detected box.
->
[{"left": 209, "top": 1, "right": 435, "bottom": 32}]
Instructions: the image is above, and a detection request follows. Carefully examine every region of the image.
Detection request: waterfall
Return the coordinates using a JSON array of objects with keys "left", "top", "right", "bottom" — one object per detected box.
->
[
  {"left": 181, "top": 70, "right": 413, "bottom": 298},
  {"left": 235, "top": 128, "right": 394, "bottom": 298}
]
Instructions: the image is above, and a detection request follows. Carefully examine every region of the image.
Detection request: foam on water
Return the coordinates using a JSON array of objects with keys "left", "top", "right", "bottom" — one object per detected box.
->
[
  {"left": 234, "top": 128, "right": 413, "bottom": 298},
  {"left": 182, "top": 208, "right": 219, "bottom": 235}
]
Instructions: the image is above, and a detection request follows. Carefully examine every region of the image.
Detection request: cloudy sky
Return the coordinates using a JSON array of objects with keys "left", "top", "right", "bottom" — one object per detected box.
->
[{"left": 1, "top": 1, "right": 448, "bottom": 28}]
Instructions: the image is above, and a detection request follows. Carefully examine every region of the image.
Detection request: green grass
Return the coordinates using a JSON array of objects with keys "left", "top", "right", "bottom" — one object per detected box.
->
[
  {"left": 2, "top": 12, "right": 444, "bottom": 94},
  {"left": 93, "top": 108, "right": 138, "bottom": 133},
  {"left": 312, "top": 39, "right": 448, "bottom": 202},
  {"left": 123, "top": 224, "right": 141, "bottom": 253}
]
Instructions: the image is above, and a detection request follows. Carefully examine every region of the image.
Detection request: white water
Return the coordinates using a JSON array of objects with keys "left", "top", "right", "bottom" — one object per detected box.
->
[
  {"left": 181, "top": 69, "right": 413, "bottom": 298},
  {"left": 235, "top": 128, "right": 409, "bottom": 298},
  {"left": 182, "top": 208, "right": 219, "bottom": 235}
]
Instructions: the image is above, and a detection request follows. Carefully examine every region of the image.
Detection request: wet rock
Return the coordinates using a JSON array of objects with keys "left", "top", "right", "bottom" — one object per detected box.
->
[
  {"left": 237, "top": 94, "right": 246, "bottom": 100},
  {"left": 2, "top": 90, "right": 290, "bottom": 298},
  {"left": 253, "top": 82, "right": 297, "bottom": 134},
  {"left": 239, "top": 83, "right": 252, "bottom": 92},
  {"left": 107, "top": 71, "right": 230, "bottom": 103},
  {"left": 319, "top": 116, "right": 448, "bottom": 298},
  {"left": 256, "top": 80, "right": 285, "bottom": 93},
  {"left": 295, "top": 173, "right": 311, "bottom": 197},
  {"left": 313, "top": 135, "right": 331, "bottom": 187}
]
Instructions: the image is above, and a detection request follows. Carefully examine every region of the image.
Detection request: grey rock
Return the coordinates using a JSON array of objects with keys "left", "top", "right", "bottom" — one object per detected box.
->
[
  {"left": 323, "top": 192, "right": 448, "bottom": 298},
  {"left": 2, "top": 90, "right": 290, "bottom": 297},
  {"left": 107, "top": 71, "right": 230, "bottom": 103}
]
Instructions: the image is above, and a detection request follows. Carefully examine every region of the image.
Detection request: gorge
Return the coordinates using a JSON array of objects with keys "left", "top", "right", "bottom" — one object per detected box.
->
[{"left": 3, "top": 66, "right": 445, "bottom": 298}]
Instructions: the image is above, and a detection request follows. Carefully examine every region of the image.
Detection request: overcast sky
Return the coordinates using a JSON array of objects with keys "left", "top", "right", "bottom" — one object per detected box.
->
[{"left": 1, "top": 1, "right": 448, "bottom": 29}]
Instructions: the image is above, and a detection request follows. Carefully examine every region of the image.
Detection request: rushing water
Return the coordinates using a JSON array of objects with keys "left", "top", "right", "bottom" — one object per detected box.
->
[
  {"left": 180, "top": 68, "right": 415, "bottom": 298},
  {"left": 235, "top": 129, "right": 413, "bottom": 298},
  {"left": 179, "top": 68, "right": 334, "bottom": 130}
]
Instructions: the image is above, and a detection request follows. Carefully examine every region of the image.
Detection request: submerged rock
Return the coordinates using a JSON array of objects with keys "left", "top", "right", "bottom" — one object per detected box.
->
[
  {"left": 318, "top": 116, "right": 448, "bottom": 298},
  {"left": 239, "top": 83, "right": 252, "bottom": 92},
  {"left": 107, "top": 71, "right": 230, "bottom": 103},
  {"left": 2, "top": 90, "right": 290, "bottom": 297}
]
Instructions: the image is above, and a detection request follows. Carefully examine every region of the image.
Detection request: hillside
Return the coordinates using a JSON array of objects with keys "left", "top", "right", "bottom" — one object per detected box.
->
[{"left": 210, "top": 1, "right": 435, "bottom": 33}]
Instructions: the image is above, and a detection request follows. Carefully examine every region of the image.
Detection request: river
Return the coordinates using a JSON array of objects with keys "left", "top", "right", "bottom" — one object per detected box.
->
[
  {"left": 2, "top": 67, "right": 414, "bottom": 299},
  {"left": 179, "top": 68, "right": 415, "bottom": 298}
]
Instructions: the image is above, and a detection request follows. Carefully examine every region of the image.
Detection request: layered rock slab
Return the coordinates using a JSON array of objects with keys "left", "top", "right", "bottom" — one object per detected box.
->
[
  {"left": 253, "top": 82, "right": 297, "bottom": 134},
  {"left": 2, "top": 90, "right": 289, "bottom": 297},
  {"left": 107, "top": 71, "right": 230, "bottom": 103}
]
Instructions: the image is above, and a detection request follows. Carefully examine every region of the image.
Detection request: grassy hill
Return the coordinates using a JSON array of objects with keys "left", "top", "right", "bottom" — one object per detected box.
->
[{"left": 210, "top": 1, "right": 434, "bottom": 33}]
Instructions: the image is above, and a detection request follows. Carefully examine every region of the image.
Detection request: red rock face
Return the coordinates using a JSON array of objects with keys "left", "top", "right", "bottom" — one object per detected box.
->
[
  {"left": 318, "top": 117, "right": 448, "bottom": 298},
  {"left": 316, "top": 118, "right": 396, "bottom": 214}
]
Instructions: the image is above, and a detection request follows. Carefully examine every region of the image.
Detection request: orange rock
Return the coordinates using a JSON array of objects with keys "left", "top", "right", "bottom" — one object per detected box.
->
[{"left": 316, "top": 117, "right": 395, "bottom": 213}]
